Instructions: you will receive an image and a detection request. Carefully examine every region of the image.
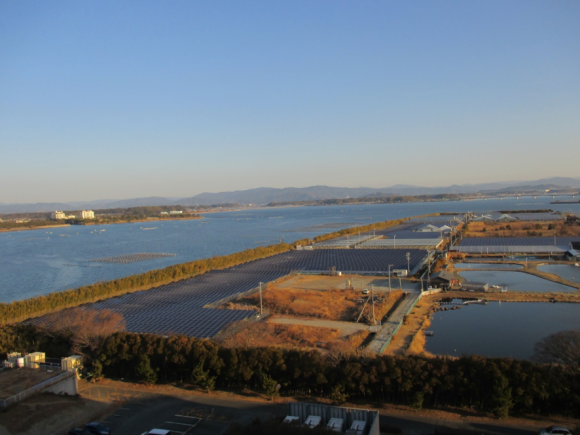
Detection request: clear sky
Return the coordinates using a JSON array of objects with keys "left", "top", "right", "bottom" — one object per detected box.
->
[{"left": 1, "top": 1, "right": 579, "bottom": 203}]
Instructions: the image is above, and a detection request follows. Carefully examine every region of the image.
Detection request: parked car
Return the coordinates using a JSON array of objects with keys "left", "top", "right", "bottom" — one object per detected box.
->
[
  {"left": 538, "top": 426, "right": 572, "bottom": 435},
  {"left": 362, "top": 289, "right": 370, "bottom": 294},
  {"left": 68, "top": 429, "right": 92, "bottom": 435},
  {"left": 140, "top": 430, "right": 173, "bottom": 435},
  {"left": 85, "top": 422, "right": 110, "bottom": 435}
]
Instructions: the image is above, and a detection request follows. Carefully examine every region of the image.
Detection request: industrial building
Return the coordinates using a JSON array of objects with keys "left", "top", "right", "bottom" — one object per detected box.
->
[{"left": 284, "top": 402, "right": 379, "bottom": 435}]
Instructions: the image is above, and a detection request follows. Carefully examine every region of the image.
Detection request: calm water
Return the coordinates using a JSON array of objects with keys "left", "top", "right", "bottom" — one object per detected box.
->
[
  {"left": 537, "top": 264, "right": 580, "bottom": 283},
  {"left": 454, "top": 263, "right": 523, "bottom": 270},
  {"left": 457, "top": 270, "right": 576, "bottom": 292},
  {"left": 425, "top": 302, "right": 580, "bottom": 359},
  {"left": 0, "top": 195, "right": 577, "bottom": 302}
]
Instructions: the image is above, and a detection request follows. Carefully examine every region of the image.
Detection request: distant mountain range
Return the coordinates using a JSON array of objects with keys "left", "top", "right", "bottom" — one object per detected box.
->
[{"left": 1, "top": 177, "right": 579, "bottom": 214}]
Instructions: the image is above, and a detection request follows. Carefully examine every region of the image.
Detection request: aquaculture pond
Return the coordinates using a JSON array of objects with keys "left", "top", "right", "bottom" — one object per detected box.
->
[
  {"left": 453, "top": 263, "right": 523, "bottom": 270},
  {"left": 425, "top": 301, "right": 580, "bottom": 359},
  {"left": 537, "top": 264, "right": 580, "bottom": 283},
  {"left": 457, "top": 270, "right": 576, "bottom": 293}
]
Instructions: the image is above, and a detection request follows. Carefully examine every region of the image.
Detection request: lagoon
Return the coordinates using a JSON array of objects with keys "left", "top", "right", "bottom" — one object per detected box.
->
[
  {"left": 425, "top": 301, "right": 580, "bottom": 359},
  {"left": 0, "top": 195, "right": 577, "bottom": 303},
  {"left": 457, "top": 270, "right": 576, "bottom": 293}
]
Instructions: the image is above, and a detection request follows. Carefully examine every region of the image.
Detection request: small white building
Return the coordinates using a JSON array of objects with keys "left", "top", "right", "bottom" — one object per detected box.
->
[
  {"left": 51, "top": 211, "right": 66, "bottom": 220},
  {"left": 169, "top": 210, "right": 183, "bottom": 215}
]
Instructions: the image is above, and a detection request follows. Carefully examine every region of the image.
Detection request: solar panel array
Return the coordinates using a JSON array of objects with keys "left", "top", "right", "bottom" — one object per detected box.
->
[
  {"left": 455, "top": 236, "right": 578, "bottom": 254},
  {"left": 509, "top": 213, "right": 564, "bottom": 221},
  {"left": 78, "top": 249, "right": 430, "bottom": 338},
  {"left": 459, "top": 237, "right": 578, "bottom": 247},
  {"left": 407, "top": 215, "right": 464, "bottom": 224},
  {"left": 312, "top": 234, "right": 379, "bottom": 248},
  {"left": 455, "top": 246, "right": 567, "bottom": 254},
  {"left": 357, "top": 238, "right": 443, "bottom": 248}
]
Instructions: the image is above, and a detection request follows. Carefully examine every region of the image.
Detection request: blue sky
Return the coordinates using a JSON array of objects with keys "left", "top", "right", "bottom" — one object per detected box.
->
[{"left": 1, "top": 1, "right": 579, "bottom": 203}]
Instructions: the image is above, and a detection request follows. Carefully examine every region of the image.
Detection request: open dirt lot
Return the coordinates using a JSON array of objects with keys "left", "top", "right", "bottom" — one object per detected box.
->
[
  {"left": 216, "top": 320, "right": 370, "bottom": 352},
  {"left": 228, "top": 274, "right": 404, "bottom": 323},
  {"left": 0, "top": 393, "right": 113, "bottom": 435},
  {"left": 0, "top": 368, "right": 64, "bottom": 399}
]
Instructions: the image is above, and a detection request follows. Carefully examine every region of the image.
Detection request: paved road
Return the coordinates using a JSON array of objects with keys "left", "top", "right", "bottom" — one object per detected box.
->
[
  {"left": 268, "top": 316, "right": 369, "bottom": 336},
  {"left": 367, "top": 291, "right": 421, "bottom": 353},
  {"left": 77, "top": 381, "right": 552, "bottom": 435}
]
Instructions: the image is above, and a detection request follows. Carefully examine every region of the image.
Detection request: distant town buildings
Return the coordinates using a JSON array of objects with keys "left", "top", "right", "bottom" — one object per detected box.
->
[
  {"left": 78, "top": 210, "right": 95, "bottom": 219},
  {"left": 51, "top": 210, "right": 94, "bottom": 220}
]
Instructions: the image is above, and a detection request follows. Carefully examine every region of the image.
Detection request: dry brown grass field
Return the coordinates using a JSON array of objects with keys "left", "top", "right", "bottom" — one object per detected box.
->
[
  {"left": 464, "top": 221, "right": 580, "bottom": 237},
  {"left": 217, "top": 321, "right": 369, "bottom": 352},
  {"left": 229, "top": 284, "right": 403, "bottom": 322}
]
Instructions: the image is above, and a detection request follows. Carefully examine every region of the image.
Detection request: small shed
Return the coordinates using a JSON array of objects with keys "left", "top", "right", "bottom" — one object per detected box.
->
[
  {"left": 461, "top": 281, "right": 489, "bottom": 292},
  {"left": 429, "top": 271, "right": 460, "bottom": 289},
  {"left": 565, "top": 249, "right": 580, "bottom": 261},
  {"left": 416, "top": 224, "right": 441, "bottom": 232}
]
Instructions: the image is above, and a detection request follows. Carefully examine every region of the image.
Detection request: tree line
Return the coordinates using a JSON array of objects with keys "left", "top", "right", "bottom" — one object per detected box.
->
[{"left": 2, "top": 324, "right": 578, "bottom": 419}]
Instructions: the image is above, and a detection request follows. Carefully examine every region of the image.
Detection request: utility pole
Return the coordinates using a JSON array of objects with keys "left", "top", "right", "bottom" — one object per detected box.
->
[
  {"left": 259, "top": 282, "right": 263, "bottom": 316},
  {"left": 398, "top": 275, "right": 402, "bottom": 290},
  {"left": 370, "top": 285, "right": 376, "bottom": 325},
  {"left": 388, "top": 264, "right": 393, "bottom": 293},
  {"left": 406, "top": 252, "right": 411, "bottom": 274}
]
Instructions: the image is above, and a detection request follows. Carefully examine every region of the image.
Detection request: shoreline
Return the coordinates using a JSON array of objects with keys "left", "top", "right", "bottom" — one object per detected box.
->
[{"left": 0, "top": 215, "right": 203, "bottom": 234}]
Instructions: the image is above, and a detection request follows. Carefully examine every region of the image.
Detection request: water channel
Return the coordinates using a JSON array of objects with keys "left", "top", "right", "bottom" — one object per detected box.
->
[
  {"left": 537, "top": 264, "right": 580, "bottom": 283},
  {"left": 453, "top": 263, "right": 523, "bottom": 270}
]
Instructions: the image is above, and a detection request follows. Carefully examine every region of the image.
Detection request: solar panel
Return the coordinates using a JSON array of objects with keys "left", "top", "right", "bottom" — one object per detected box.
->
[{"left": 36, "top": 249, "right": 430, "bottom": 338}]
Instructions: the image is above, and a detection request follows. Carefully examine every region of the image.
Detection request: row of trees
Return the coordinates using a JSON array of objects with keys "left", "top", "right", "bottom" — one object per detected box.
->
[
  {"left": 94, "top": 332, "right": 580, "bottom": 418},
  {"left": 0, "top": 243, "right": 294, "bottom": 324},
  {"left": 0, "top": 217, "right": 412, "bottom": 325},
  {"left": 3, "top": 323, "right": 577, "bottom": 419}
]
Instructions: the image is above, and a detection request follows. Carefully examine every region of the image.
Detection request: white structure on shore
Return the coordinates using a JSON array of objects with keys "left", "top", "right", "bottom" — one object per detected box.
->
[
  {"left": 78, "top": 210, "right": 95, "bottom": 219},
  {"left": 51, "top": 211, "right": 66, "bottom": 220}
]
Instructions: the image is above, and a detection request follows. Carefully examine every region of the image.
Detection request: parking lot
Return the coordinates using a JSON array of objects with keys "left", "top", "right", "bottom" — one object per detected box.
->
[{"left": 80, "top": 380, "right": 284, "bottom": 435}]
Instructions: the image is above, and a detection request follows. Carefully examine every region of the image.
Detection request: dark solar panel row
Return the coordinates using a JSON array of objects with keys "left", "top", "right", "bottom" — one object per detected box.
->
[
  {"left": 84, "top": 249, "right": 429, "bottom": 338},
  {"left": 460, "top": 237, "right": 579, "bottom": 247}
]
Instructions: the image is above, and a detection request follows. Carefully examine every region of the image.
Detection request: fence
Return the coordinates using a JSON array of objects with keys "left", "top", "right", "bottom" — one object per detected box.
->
[{"left": 0, "top": 370, "right": 74, "bottom": 408}]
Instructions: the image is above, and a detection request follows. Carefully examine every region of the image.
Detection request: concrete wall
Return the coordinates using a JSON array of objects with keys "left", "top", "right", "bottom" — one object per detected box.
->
[{"left": 43, "top": 371, "right": 78, "bottom": 396}]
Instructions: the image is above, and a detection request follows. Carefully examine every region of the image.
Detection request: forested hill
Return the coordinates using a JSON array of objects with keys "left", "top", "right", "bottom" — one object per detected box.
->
[{"left": 2, "top": 177, "right": 580, "bottom": 213}]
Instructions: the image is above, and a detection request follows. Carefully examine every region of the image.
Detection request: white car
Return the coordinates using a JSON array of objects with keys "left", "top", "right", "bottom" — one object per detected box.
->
[{"left": 539, "top": 426, "right": 572, "bottom": 435}]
